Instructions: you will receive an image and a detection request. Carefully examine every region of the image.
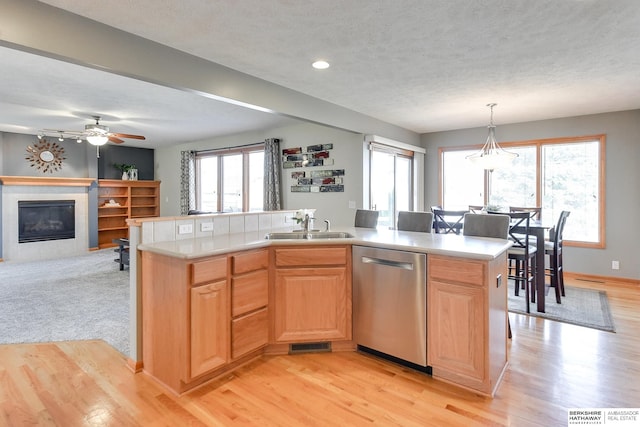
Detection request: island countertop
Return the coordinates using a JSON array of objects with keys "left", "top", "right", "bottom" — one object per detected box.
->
[{"left": 136, "top": 227, "right": 511, "bottom": 260}]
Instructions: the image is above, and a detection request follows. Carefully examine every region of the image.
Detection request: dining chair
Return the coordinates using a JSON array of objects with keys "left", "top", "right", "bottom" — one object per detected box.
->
[
  {"left": 468, "top": 205, "right": 485, "bottom": 214},
  {"left": 431, "top": 208, "right": 467, "bottom": 234},
  {"left": 506, "top": 211, "right": 537, "bottom": 313},
  {"left": 462, "top": 213, "right": 510, "bottom": 239},
  {"left": 545, "top": 211, "right": 570, "bottom": 301},
  {"left": 509, "top": 207, "right": 542, "bottom": 246},
  {"left": 354, "top": 209, "right": 379, "bottom": 228},
  {"left": 509, "top": 206, "right": 542, "bottom": 220},
  {"left": 397, "top": 211, "right": 433, "bottom": 233}
]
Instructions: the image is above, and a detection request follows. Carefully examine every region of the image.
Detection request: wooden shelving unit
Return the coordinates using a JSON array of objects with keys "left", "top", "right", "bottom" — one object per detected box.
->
[{"left": 98, "top": 179, "right": 160, "bottom": 248}]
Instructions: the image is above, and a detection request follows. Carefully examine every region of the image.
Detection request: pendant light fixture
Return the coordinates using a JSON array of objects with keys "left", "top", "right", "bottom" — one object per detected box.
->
[{"left": 466, "top": 103, "right": 517, "bottom": 171}]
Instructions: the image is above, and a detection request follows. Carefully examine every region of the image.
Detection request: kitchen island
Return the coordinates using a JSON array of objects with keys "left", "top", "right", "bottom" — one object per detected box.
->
[{"left": 137, "top": 226, "right": 510, "bottom": 397}]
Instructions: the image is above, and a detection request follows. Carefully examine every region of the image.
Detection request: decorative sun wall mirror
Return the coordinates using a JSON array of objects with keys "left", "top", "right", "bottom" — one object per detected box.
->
[{"left": 25, "top": 138, "right": 66, "bottom": 173}]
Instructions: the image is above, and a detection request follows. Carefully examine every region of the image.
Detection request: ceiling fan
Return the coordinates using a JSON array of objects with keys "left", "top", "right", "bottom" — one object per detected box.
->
[{"left": 40, "top": 115, "right": 146, "bottom": 146}]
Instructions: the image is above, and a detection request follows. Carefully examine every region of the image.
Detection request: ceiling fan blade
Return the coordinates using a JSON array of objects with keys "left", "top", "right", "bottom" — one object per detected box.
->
[
  {"left": 108, "top": 136, "right": 125, "bottom": 144},
  {"left": 111, "top": 133, "right": 146, "bottom": 140}
]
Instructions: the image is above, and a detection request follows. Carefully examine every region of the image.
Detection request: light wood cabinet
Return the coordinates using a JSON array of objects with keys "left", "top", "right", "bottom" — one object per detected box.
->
[
  {"left": 190, "top": 280, "right": 228, "bottom": 378},
  {"left": 272, "top": 246, "right": 352, "bottom": 343},
  {"left": 141, "top": 252, "right": 228, "bottom": 393},
  {"left": 97, "top": 179, "right": 159, "bottom": 248},
  {"left": 230, "top": 249, "right": 269, "bottom": 359},
  {"left": 140, "top": 241, "right": 507, "bottom": 396},
  {"left": 427, "top": 253, "right": 508, "bottom": 397}
]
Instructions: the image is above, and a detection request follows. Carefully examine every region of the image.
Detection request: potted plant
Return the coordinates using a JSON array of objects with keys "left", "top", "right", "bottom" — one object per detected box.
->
[{"left": 113, "top": 163, "right": 137, "bottom": 180}]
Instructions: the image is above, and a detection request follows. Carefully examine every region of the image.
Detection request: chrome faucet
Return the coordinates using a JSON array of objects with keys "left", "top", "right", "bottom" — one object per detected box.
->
[
  {"left": 302, "top": 214, "right": 312, "bottom": 234},
  {"left": 324, "top": 219, "right": 331, "bottom": 232}
]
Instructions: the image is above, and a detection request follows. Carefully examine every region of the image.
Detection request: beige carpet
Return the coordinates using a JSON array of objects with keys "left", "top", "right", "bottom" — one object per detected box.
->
[
  {"left": 0, "top": 249, "right": 129, "bottom": 354},
  {"left": 508, "top": 283, "right": 615, "bottom": 332}
]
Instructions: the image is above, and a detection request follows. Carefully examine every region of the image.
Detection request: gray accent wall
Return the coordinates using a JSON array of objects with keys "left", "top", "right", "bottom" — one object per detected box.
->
[
  {"left": 1, "top": 133, "right": 91, "bottom": 177},
  {"left": 97, "top": 144, "right": 155, "bottom": 180},
  {"left": 422, "top": 110, "right": 640, "bottom": 281}
]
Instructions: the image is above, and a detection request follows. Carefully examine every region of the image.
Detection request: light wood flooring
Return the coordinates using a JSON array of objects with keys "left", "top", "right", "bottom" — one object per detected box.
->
[{"left": 1, "top": 277, "right": 638, "bottom": 426}]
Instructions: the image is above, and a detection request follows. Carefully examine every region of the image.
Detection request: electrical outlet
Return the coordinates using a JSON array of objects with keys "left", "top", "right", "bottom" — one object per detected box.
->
[
  {"left": 200, "top": 222, "right": 214, "bottom": 232},
  {"left": 611, "top": 260, "right": 620, "bottom": 270},
  {"left": 178, "top": 223, "right": 193, "bottom": 234},
  {"left": 348, "top": 201, "right": 356, "bottom": 209}
]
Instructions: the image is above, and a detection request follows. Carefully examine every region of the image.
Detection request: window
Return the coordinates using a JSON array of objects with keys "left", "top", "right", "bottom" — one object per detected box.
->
[
  {"left": 369, "top": 142, "right": 414, "bottom": 229},
  {"left": 440, "top": 135, "right": 605, "bottom": 247},
  {"left": 196, "top": 145, "right": 264, "bottom": 212}
]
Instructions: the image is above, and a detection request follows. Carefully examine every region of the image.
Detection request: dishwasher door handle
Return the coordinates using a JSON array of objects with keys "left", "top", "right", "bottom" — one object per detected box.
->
[{"left": 360, "top": 256, "right": 415, "bottom": 271}]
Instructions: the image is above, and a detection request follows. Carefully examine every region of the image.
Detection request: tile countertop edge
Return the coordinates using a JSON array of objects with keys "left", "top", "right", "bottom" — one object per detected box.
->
[{"left": 136, "top": 228, "right": 512, "bottom": 261}]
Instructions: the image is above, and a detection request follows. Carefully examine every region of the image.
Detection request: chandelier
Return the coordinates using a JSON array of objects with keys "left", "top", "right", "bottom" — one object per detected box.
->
[{"left": 466, "top": 103, "right": 518, "bottom": 170}]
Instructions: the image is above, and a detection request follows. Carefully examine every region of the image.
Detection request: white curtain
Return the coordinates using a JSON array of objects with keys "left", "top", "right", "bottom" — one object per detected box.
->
[
  {"left": 180, "top": 150, "right": 196, "bottom": 215},
  {"left": 263, "top": 138, "right": 282, "bottom": 210}
]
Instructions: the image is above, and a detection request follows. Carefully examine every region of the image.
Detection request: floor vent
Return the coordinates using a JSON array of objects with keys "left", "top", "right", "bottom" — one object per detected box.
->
[{"left": 289, "top": 342, "right": 331, "bottom": 354}]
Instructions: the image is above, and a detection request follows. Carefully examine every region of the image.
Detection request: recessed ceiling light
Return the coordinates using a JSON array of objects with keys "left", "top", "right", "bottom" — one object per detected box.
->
[{"left": 312, "top": 60, "right": 330, "bottom": 70}]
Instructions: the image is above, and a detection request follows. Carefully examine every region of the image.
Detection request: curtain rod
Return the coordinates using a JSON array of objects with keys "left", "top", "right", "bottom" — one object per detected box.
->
[{"left": 196, "top": 141, "right": 265, "bottom": 155}]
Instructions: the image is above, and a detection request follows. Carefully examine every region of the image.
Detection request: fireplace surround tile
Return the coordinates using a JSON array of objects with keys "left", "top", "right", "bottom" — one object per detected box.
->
[{"left": 2, "top": 186, "right": 88, "bottom": 262}]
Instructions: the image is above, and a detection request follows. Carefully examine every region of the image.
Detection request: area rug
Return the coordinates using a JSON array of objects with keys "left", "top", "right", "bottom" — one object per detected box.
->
[
  {"left": 0, "top": 250, "right": 129, "bottom": 354},
  {"left": 508, "top": 283, "right": 615, "bottom": 332}
]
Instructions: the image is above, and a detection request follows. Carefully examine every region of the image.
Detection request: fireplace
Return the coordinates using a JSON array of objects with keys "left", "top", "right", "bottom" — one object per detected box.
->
[{"left": 18, "top": 200, "right": 76, "bottom": 243}]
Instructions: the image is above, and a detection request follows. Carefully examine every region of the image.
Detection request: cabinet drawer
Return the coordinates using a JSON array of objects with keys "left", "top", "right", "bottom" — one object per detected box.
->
[
  {"left": 232, "top": 270, "right": 268, "bottom": 317},
  {"left": 232, "top": 308, "right": 268, "bottom": 359},
  {"left": 429, "top": 255, "right": 485, "bottom": 286},
  {"left": 275, "top": 247, "right": 347, "bottom": 267},
  {"left": 191, "top": 256, "right": 227, "bottom": 285},
  {"left": 232, "top": 249, "right": 269, "bottom": 275}
]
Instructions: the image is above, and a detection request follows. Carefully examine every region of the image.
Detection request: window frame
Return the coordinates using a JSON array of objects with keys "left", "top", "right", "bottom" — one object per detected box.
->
[
  {"left": 438, "top": 134, "right": 606, "bottom": 248},
  {"left": 195, "top": 143, "right": 264, "bottom": 213},
  {"left": 368, "top": 141, "right": 415, "bottom": 229}
]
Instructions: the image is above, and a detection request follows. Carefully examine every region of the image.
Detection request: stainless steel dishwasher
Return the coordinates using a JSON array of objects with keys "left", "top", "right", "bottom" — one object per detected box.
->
[{"left": 353, "top": 245, "right": 427, "bottom": 369}]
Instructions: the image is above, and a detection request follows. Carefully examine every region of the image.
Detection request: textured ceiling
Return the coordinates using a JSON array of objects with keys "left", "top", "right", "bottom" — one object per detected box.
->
[{"left": 3, "top": 0, "right": 640, "bottom": 147}]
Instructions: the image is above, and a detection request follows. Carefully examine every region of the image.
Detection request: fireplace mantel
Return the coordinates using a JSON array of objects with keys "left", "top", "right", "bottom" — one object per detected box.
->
[{"left": 0, "top": 176, "right": 96, "bottom": 187}]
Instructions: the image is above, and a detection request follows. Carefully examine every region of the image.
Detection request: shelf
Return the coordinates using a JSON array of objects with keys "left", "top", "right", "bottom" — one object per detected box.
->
[
  {"left": 98, "top": 226, "right": 129, "bottom": 232},
  {"left": 98, "top": 192, "right": 127, "bottom": 197},
  {"left": 98, "top": 180, "right": 160, "bottom": 249}
]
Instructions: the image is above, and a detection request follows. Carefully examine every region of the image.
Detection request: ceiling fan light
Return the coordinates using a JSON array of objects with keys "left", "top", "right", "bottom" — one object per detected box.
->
[{"left": 86, "top": 134, "right": 109, "bottom": 146}]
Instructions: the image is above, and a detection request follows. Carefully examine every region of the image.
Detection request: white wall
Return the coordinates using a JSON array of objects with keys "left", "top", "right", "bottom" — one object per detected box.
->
[
  {"left": 156, "top": 121, "right": 365, "bottom": 228},
  {"left": 422, "top": 109, "right": 640, "bottom": 281},
  {"left": 3, "top": 1, "right": 420, "bottom": 147}
]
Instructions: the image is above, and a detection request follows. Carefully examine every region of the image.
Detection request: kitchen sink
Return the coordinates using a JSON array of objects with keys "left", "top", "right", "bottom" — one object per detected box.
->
[{"left": 265, "top": 231, "right": 354, "bottom": 240}]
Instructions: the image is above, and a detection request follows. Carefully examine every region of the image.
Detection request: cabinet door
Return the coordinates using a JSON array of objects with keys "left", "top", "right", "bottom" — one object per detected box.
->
[
  {"left": 274, "top": 267, "right": 350, "bottom": 342},
  {"left": 190, "top": 280, "right": 228, "bottom": 378},
  {"left": 428, "top": 279, "right": 486, "bottom": 384}
]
